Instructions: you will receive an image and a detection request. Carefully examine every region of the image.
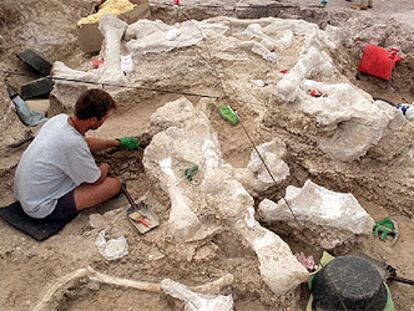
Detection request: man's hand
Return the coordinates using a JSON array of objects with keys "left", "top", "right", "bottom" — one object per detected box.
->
[
  {"left": 116, "top": 137, "right": 140, "bottom": 150},
  {"left": 101, "top": 163, "right": 111, "bottom": 176},
  {"left": 85, "top": 137, "right": 120, "bottom": 152},
  {"left": 94, "top": 163, "right": 111, "bottom": 185}
]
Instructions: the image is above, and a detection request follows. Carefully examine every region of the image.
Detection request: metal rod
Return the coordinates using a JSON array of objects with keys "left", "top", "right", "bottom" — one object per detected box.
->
[
  {"left": 121, "top": 183, "right": 138, "bottom": 209},
  {"left": 389, "top": 276, "right": 414, "bottom": 286},
  {"left": 0, "top": 70, "right": 220, "bottom": 99},
  {"left": 237, "top": 115, "right": 303, "bottom": 230},
  {"left": 51, "top": 76, "right": 220, "bottom": 98}
]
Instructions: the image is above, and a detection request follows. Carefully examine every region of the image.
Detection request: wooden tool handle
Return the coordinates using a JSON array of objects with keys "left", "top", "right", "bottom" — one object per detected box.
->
[
  {"left": 121, "top": 183, "right": 138, "bottom": 208},
  {"left": 390, "top": 276, "right": 414, "bottom": 286}
]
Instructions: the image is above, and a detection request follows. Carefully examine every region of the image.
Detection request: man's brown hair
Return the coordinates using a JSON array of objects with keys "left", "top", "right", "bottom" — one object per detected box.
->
[{"left": 74, "top": 89, "right": 116, "bottom": 120}]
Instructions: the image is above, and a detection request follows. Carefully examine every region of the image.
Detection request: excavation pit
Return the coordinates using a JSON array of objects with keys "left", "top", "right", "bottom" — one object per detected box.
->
[{"left": 1, "top": 1, "right": 414, "bottom": 310}]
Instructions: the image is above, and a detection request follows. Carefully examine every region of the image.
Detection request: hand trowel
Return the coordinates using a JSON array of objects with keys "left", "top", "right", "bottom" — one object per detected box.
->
[{"left": 121, "top": 183, "right": 159, "bottom": 234}]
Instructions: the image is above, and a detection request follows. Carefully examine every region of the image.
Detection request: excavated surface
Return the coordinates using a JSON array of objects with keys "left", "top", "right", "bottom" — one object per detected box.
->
[{"left": 0, "top": 1, "right": 414, "bottom": 311}]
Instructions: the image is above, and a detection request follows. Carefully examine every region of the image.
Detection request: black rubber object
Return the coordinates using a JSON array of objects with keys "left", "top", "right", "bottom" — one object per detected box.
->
[
  {"left": 16, "top": 49, "right": 52, "bottom": 76},
  {"left": 0, "top": 202, "right": 66, "bottom": 241},
  {"left": 21, "top": 77, "right": 54, "bottom": 99},
  {"left": 311, "top": 256, "right": 388, "bottom": 311}
]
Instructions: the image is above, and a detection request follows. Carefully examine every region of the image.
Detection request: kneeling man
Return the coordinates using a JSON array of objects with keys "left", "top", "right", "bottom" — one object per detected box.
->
[{"left": 14, "top": 88, "right": 138, "bottom": 222}]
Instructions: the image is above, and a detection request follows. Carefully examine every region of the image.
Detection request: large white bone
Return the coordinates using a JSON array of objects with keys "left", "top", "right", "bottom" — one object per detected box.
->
[
  {"left": 53, "top": 14, "right": 128, "bottom": 85},
  {"left": 275, "top": 30, "right": 334, "bottom": 103},
  {"left": 159, "top": 157, "right": 200, "bottom": 235},
  {"left": 125, "top": 19, "right": 228, "bottom": 55},
  {"left": 144, "top": 97, "right": 309, "bottom": 295},
  {"left": 298, "top": 80, "right": 404, "bottom": 161},
  {"left": 235, "top": 139, "right": 289, "bottom": 194},
  {"left": 259, "top": 180, "right": 375, "bottom": 249},
  {"left": 161, "top": 279, "right": 234, "bottom": 311},
  {"left": 236, "top": 208, "right": 309, "bottom": 294},
  {"left": 34, "top": 266, "right": 233, "bottom": 311}
]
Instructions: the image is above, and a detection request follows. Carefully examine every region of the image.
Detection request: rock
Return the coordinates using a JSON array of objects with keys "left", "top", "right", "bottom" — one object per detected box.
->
[
  {"left": 89, "top": 213, "right": 109, "bottom": 230},
  {"left": 86, "top": 281, "right": 101, "bottom": 291},
  {"left": 147, "top": 248, "right": 165, "bottom": 261},
  {"left": 194, "top": 244, "right": 218, "bottom": 261},
  {"left": 165, "top": 28, "right": 181, "bottom": 41},
  {"left": 250, "top": 79, "right": 265, "bottom": 87},
  {"left": 185, "top": 225, "right": 221, "bottom": 243},
  {"left": 274, "top": 30, "right": 334, "bottom": 103},
  {"left": 149, "top": 97, "right": 197, "bottom": 134},
  {"left": 25, "top": 99, "right": 50, "bottom": 115},
  {"left": 274, "top": 30, "right": 295, "bottom": 50},
  {"left": 251, "top": 42, "right": 277, "bottom": 62},
  {"left": 259, "top": 180, "right": 375, "bottom": 249}
]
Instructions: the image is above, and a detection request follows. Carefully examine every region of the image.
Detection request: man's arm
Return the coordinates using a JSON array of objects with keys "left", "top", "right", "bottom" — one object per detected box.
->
[
  {"left": 85, "top": 137, "right": 120, "bottom": 153},
  {"left": 93, "top": 163, "right": 111, "bottom": 185}
]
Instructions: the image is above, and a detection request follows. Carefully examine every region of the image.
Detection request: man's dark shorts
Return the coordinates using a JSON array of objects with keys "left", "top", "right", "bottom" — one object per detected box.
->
[{"left": 44, "top": 190, "right": 78, "bottom": 222}]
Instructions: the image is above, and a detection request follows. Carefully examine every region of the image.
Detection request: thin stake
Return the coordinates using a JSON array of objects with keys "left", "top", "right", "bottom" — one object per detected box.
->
[
  {"left": 51, "top": 76, "right": 219, "bottom": 98},
  {"left": 237, "top": 114, "right": 303, "bottom": 230},
  {"left": 0, "top": 70, "right": 219, "bottom": 99}
]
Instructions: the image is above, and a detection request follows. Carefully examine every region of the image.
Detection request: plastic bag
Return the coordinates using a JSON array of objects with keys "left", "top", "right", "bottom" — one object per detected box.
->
[{"left": 95, "top": 229, "right": 128, "bottom": 261}]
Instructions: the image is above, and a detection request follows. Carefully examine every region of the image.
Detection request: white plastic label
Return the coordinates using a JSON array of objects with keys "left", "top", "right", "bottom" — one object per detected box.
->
[{"left": 121, "top": 54, "right": 134, "bottom": 73}]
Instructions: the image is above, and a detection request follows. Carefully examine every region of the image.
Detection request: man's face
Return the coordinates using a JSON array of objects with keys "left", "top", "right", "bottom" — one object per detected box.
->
[{"left": 90, "top": 111, "right": 111, "bottom": 130}]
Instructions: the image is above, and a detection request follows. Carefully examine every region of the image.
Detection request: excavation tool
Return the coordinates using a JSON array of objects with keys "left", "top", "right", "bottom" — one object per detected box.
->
[
  {"left": 360, "top": 254, "right": 414, "bottom": 287},
  {"left": 121, "top": 183, "right": 159, "bottom": 234},
  {"left": 16, "top": 48, "right": 52, "bottom": 76},
  {"left": 218, "top": 105, "right": 240, "bottom": 125},
  {"left": 184, "top": 165, "right": 199, "bottom": 182},
  {"left": 373, "top": 217, "right": 398, "bottom": 244},
  {"left": 310, "top": 255, "right": 396, "bottom": 311}
]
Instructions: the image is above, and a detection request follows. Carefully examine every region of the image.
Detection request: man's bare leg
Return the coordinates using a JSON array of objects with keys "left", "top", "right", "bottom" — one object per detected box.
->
[{"left": 74, "top": 177, "right": 121, "bottom": 211}]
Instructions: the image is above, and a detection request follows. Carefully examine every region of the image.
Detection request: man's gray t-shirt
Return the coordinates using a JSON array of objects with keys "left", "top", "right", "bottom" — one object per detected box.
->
[{"left": 14, "top": 114, "right": 101, "bottom": 218}]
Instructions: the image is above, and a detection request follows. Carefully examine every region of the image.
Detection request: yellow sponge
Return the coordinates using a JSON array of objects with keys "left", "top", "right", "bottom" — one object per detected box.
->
[{"left": 77, "top": 0, "right": 136, "bottom": 26}]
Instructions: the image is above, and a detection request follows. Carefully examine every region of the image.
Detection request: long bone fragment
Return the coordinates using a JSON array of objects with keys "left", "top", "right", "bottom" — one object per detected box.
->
[
  {"left": 161, "top": 279, "right": 234, "bottom": 311},
  {"left": 34, "top": 266, "right": 233, "bottom": 311},
  {"left": 144, "top": 97, "right": 309, "bottom": 295},
  {"left": 53, "top": 14, "right": 128, "bottom": 85}
]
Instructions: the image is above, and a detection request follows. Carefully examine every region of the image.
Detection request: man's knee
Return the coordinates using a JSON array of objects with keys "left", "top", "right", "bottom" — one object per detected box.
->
[{"left": 105, "top": 177, "right": 121, "bottom": 195}]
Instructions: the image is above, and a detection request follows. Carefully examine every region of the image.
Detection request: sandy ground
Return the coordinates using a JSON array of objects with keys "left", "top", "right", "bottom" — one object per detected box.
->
[
  {"left": 295, "top": 0, "right": 414, "bottom": 13},
  {"left": 0, "top": 0, "right": 414, "bottom": 310}
]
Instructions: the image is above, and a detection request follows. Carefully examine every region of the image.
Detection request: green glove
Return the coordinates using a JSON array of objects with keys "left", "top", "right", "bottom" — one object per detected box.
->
[{"left": 116, "top": 137, "right": 140, "bottom": 150}]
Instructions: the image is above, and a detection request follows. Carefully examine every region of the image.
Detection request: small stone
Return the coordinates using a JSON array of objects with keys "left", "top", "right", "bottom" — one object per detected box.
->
[
  {"left": 26, "top": 99, "right": 50, "bottom": 115},
  {"left": 64, "top": 290, "right": 77, "bottom": 300},
  {"left": 89, "top": 214, "right": 109, "bottom": 229},
  {"left": 87, "top": 281, "right": 101, "bottom": 291},
  {"left": 194, "top": 244, "right": 218, "bottom": 261},
  {"left": 147, "top": 248, "right": 165, "bottom": 261}
]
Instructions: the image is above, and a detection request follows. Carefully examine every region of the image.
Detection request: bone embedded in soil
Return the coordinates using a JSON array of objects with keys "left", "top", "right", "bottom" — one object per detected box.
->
[{"left": 1, "top": 1, "right": 414, "bottom": 310}]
